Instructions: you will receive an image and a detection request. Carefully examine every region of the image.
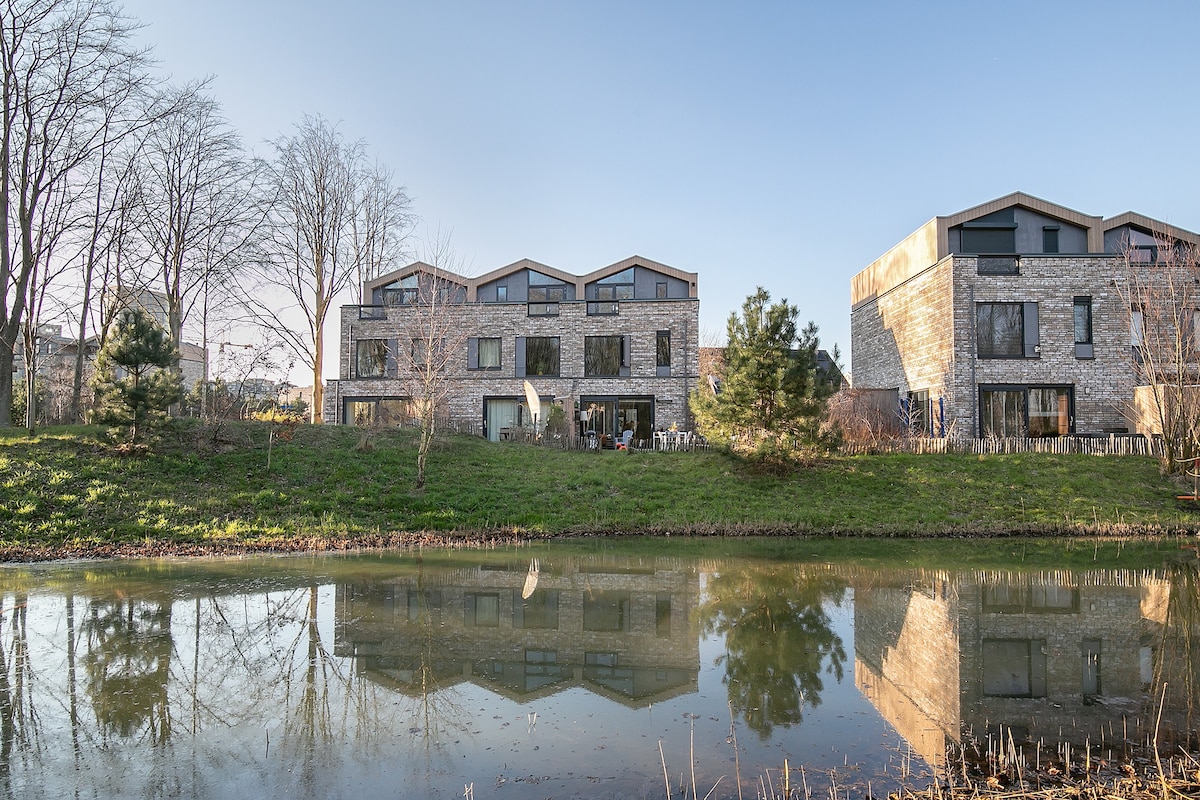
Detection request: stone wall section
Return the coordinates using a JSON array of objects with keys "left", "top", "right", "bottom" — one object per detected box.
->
[
  {"left": 958, "top": 582, "right": 1146, "bottom": 740},
  {"left": 852, "top": 254, "right": 1135, "bottom": 436},
  {"left": 324, "top": 298, "right": 700, "bottom": 429},
  {"left": 850, "top": 257, "right": 956, "bottom": 417},
  {"left": 952, "top": 255, "right": 1133, "bottom": 435}
]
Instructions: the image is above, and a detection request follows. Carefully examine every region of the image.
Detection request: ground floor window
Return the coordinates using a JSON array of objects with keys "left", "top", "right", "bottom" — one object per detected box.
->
[
  {"left": 579, "top": 395, "right": 654, "bottom": 446},
  {"left": 982, "top": 639, "right": 1047, "bottom": 697},
  {"left": 343, "top": 396, "right": 412, "bottom": 426},
  {"left": 483, "top": 395, "right": 550, "bottom": 441},
  {"left": 979, "top": 385, "right": 1072, "bottom": 438}
]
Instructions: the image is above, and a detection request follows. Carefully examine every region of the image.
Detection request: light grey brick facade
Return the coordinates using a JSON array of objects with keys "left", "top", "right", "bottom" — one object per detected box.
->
[
  {"left": 325, "top": 255, "right": 700, "bottom": 441},
  {"left": 850, "top": 192, "right": 1200, "bottom": 438}
]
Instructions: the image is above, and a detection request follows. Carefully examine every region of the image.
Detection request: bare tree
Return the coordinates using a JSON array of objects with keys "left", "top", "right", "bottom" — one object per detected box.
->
[
  {"left": 352, "top": 161, "right": 413, "bottom": 289},
  {"left": 131, "top": 84, "right": 261, "bottom": 367},
  {"left": 1119, "top": 231, "right": 1200, "bottom": 473},
  {"left": 0, "top": 0, "right": 152, "bottom": 427},
  {"left": 68, "top": 119, "right": 153, "bottom": 422},
  {"left": 397, "top": 234, "right": 471, "bottom": 490},
  {"left": 245, "top": 115, "right": 412, "bottom": 423},
  {"left": 20, "top": 172, "right": 79, "bottom": 431}
]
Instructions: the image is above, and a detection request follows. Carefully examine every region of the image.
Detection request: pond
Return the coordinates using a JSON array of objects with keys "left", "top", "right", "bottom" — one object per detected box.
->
[{"left": 0, "top": 537, "right": 1196, "bottom": 800}]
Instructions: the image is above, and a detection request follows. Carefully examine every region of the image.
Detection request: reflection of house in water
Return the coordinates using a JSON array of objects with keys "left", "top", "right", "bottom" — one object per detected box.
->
[
  {"left": 852, "top": 569, "right": 1166, "bottom": 769},
  {"left": 333, "top": 557, "right": 701, "bottom": 705}
]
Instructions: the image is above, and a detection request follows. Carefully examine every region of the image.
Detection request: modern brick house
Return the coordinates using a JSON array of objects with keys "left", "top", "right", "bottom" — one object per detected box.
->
[
  {"left": 325, "top": 255, "right": 700, "bottom": 442},
  {"left": 850, "top": 192, "right": 1200, "bottom": 438}
]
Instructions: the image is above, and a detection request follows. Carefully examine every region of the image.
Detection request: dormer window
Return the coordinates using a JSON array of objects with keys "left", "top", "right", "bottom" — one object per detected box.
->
[{"left": 382, "top": 274, "right": 419, "bottom": 306}]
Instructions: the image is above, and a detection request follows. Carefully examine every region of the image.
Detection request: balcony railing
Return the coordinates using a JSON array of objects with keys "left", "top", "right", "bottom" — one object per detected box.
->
[
  {"left": 357, "top": 305, "right": 387, "bottom": 320},
  {"left": 977, "top": 255, "right": 1019, "bottom": 275},
  {"left": 587, "top": 301, "right": 619, "bottom": 316}
]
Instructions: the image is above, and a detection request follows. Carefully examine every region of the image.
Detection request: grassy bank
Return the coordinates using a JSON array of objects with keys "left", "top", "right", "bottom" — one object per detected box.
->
[{"left": 1, "top": 421, "right": 1197, "bottom": 559}]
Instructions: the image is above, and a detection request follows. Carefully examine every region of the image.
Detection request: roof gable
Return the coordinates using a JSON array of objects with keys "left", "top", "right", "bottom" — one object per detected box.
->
[
  {"left": 1102, "top": 212, "right": 1200, "bottom": 247},
  {"left": 582, "top": 255, "right": 698, "bottom": 291}
]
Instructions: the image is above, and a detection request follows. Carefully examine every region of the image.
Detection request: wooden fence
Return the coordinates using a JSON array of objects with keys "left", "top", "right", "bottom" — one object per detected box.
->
[{"left": 840, "top": 434, "right": 1163, "bottom": 457}]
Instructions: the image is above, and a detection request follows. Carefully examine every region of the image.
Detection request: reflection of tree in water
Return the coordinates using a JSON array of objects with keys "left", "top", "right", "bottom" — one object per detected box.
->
[
  {"left": 1, "top": 593, "right": 38, "bottom": 796},
  {"left": 82, "top": 596, "right": 173, "bottom": 743},
  {"left": 700, "top": 565, "right": 847, "bottom": 738}
]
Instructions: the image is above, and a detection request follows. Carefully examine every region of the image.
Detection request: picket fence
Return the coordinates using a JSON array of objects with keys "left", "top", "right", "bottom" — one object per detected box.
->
[{"left": 840, "top": 434, "right": 1163, "bottom": 457}]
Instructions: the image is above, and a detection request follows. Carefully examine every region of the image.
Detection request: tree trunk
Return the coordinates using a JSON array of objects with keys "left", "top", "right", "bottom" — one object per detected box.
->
[
  {"left": 311, "top": 346, "right": 324, "bottom": 425},
  {"left": 0, "top": 346, "right": 14, "bottom": 428}
]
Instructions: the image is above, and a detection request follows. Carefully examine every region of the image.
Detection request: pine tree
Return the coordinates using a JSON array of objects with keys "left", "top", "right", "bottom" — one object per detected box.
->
[
  {"left": 91, "top": 310, "right": 182, "bottom": 444},
  {"left": 691, "top": 287, "right": 835, "bottom": 458}
]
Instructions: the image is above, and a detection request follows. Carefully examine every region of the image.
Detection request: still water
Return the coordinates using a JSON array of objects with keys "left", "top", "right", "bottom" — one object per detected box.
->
[{"left": 0, "top": 538, "right": 1196, "bottom": 800}]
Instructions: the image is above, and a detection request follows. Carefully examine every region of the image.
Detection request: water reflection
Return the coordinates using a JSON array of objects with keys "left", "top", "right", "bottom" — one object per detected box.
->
[
  {"left": 699, "top": 564, "right": 846, "bottom": 736},
  {"left": 0, "top": 543, "right": 1196, "bottom": 799}
]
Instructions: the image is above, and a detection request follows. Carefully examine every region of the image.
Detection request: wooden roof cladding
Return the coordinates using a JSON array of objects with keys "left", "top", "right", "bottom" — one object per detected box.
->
[
  {"left": 362, "top": 255, "right": 698, "bottom": 303},
  {"left": 852, "top": 192, "right": 1107, "bottom": 309}
]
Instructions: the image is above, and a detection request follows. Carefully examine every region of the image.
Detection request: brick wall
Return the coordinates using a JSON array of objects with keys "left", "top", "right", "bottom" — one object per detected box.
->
[
  {"left": 324, "top": 298, "right": 700, "bottom": 430},
  {"left": 851, "top": 255, "right": 1135, "bottom": 436}
]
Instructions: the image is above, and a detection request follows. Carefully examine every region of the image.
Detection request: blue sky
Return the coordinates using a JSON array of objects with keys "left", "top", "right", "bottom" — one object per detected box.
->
[{"left": 118, "top": 0, "right": 1200, "bottom": 378}]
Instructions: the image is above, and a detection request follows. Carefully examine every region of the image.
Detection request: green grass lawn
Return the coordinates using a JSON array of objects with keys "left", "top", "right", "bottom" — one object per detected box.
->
[{"left": 1, "top": 421, "right": 1196, "bottom": 558}]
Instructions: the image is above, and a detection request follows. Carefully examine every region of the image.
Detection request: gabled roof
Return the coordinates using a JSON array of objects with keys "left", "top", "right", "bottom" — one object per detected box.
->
[
  {"left": 472, "top": 257, "right": 577, "bottom": 287},
  {"left": 366, "top": 261, "right": 471, "bottom": 291},
  {"left": 1102, "top": 211, "right": 1200, "bottom": 246},
  {"left": 581, "top": 254, "right": 698, "bottom": 289},
  {"left": 359, "top": 255, "right": 697, "bottom": 303},
  {"left": 941, "top": 190, "right": 1102, "bottom": 233}
]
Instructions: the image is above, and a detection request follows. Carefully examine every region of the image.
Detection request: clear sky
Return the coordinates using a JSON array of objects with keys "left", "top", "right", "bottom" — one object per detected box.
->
[{"left": 116, "top": 0, "right": 1200, "bottom": 379}]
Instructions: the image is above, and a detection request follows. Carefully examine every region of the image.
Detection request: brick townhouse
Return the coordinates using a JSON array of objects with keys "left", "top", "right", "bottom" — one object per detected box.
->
[
  {"left": 850, "top": 192, "right": 1200, "bottom": 438},
  {"left": 325, "top": 255, "right": 700, "bottom": 443}
]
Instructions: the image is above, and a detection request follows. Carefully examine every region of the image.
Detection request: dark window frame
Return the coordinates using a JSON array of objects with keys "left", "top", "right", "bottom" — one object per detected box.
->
[
  {"left": 1074, "top": 296, "right": 1094, "bottom": 358},
  {"left": 520, "top": 336, "right": 561, "bottom": 377},
  {"left": 977, "top": 302, "right": 1038, "bottom": 359},
  {"left": 585, "top": 335, "right": 630, "bottom": 377},
  {"left": 355, "top": 338, "right": 388, "bottom": 378},
  {"left": 978, "top": 384, "right": 1073, "bottom": 438}
]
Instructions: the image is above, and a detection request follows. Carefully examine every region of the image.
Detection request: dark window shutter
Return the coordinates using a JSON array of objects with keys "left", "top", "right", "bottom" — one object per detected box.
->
[
  {"left": 515, "top": 337, "right": 526, "bottom": 377},
  {"left": 1023, "top": 303, "right": 1040, "bottom": 357},
  {"left": 467, "top": 337, "right": 479, "bottom": 369}
]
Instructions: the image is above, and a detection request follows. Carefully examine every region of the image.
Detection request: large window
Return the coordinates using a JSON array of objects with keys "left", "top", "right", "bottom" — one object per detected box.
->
[
  {"left": 343, "top": 397, "right": 412, "bottom": 426},
  {"left": 962, "top": 225, "right": 1016, "bottom": 254},
  {"left": 528, "top": 271, "right": 568, "bottom": 316},
  {"left": 382, "top": 275, "right": 418, "bottom": 306},
  {"left": 468, "top": 337, "right": 501, "bottom": 370},
  {"left": 528, "top": 277, "right": 567, "bottom": 316},
  {"left": 905, "top": 389, "right": 930, "bottom": 435},
  {"left": 583, "top": 590, "right": 631, "bottom": 632},
  {"left": 980, "top": 385, "right": 1072, "bottom": 437},
  {"left": 355, "top": 339, "right": 388, "bottom": 377},
  {"left": 529, "top": 285, "right": 567, "bottom": 303},
  {"left": 585, "top": 335, "right": 628, "bottom": 377},
  {"left": 465, "top": 593, "right": 500, "bottom": 627},
  {"left": 977, "top": 302, "right": 1038, "bottom": 358},
  {"left": 519, "top": 336, "right": 560, "bottom": 377},
  {"left": 983, "top": 639, "right": 1047, "bottom": 697},
  {"left": 595, "top": 268, "right": 634, "bottom": 300},
  {"left": 514, "top": 590, "right": 559, "bottom": 629},
  {"left": 411, "top": 337, "right": 445, "bottom": 368}
]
